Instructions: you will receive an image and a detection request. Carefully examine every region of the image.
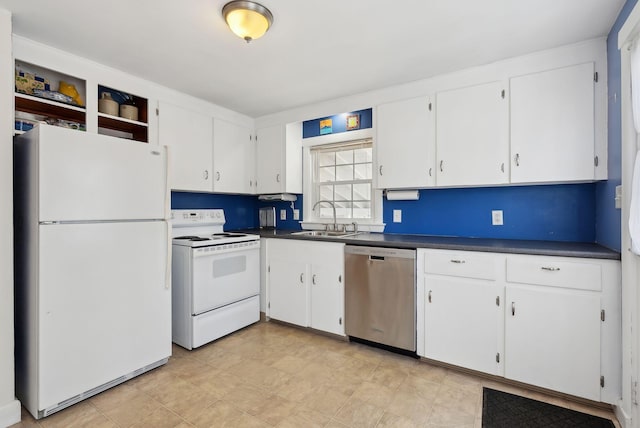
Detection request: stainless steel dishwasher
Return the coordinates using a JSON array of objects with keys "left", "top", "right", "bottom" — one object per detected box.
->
[{"left": 345, "top": 245, "right": 416, "bottom": 352}]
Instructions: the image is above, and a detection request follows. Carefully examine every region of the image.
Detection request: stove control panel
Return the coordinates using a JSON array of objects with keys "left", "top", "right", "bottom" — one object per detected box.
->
[{"left": 171, "top": 209, "right": 225, "bottom": 226}]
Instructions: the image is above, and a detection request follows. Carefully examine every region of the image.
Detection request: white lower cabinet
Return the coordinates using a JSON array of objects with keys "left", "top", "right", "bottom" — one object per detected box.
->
[
  {"left": 265, "top": 239, "right": 345, "bottom": 336},
  {"left": 419, "top": 250, "right": 504, "bottom": 376},
  {"left": 504, "top": 284, "right": 601, "bottom": 400},
  {"left": 417, "top": 249, "right": 621, "bottom": 403},
  {"left": 268, "top": 258, "right": 308, "bottom": 327}
]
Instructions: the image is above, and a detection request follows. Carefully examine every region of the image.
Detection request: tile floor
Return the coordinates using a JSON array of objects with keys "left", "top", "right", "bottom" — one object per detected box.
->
[{"left": 12, "top": 321, "right": 619, "bottom": 428}]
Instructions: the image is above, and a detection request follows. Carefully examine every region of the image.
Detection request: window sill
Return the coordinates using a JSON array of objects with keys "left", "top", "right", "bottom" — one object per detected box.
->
[{"left": 300, "top": 221, "right": 385, "bottom": 233}]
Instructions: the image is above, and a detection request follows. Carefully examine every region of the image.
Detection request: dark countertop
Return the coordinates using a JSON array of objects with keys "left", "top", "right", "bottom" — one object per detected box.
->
[{"left": 238, "top": 229, "right": 621, "bottom": 260}]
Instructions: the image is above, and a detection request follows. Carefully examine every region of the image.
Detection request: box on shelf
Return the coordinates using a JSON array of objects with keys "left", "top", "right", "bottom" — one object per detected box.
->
[{"left": 15, "top": 69, "right": 51, "bottom": 95}]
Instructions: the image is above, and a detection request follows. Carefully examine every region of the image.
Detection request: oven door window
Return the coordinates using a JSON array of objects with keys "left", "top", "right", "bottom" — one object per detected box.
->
[{"left": 191, "top": 247, "right": 259, "bottom": 315}]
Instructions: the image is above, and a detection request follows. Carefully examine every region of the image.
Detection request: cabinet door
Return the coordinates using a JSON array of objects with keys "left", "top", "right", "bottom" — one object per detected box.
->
[
  {"left": 310, "top": 247, "right": 345, "bottom": 336},
  {"left": 158, "top": 101, "right": 212, "bottom": 192},
  {"left": 510, "top": 63, "right": 595, "bottom": 183},
  {"left": 424, "top": 276, "right": 503, "bottom": 375},
  {"left": 268, "top": 259, "right": 308, "bottom": 327},
  {"left": 505, "top": 285, "right": 601, "bottom": 400},
  {"left": 436, "top": 81, "right": 509, "bottom": 186},
  {"left": 376, "top": 96, "right": 435, "bottom": 189},
  {"left": 213, "top": 118, "right": 254, "bottom": 194},
  {"left": 256, "top": 125, "right": 284, "bottom": 194}
]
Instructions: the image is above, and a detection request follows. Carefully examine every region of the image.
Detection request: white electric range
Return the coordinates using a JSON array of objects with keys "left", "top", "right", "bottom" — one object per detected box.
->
[{"left": 171, "top": 209, "right": 260, "bottom": 350}]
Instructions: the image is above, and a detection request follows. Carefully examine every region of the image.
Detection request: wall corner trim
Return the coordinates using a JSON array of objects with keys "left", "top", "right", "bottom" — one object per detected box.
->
[{"left": 0, "top": 399, "right": 21, "bottom": 427}]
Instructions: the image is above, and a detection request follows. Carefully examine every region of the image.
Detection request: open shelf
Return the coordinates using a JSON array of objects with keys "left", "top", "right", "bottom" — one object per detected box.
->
[
  {"left": 98, "top": 112, "right": 148, "bottom": 142},
  {"left": 15, "top": 60, "right": 87, "bottom": 131},
  {"left": 15, "top": 92, "right": 86, "bottom": 123},
  {"left": 98, "top": 85, "right": 149, "bottom": 143}
]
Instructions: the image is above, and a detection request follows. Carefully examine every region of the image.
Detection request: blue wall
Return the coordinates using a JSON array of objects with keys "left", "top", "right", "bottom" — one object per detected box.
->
[
  {"left": 303, "top": 109, "right": 372, "bottom": 138},
  {"left": 257, "top": 197, "right": 304, "bottom": 230},
  {"left": 596, "top": 0, "right": 637, "bottom": 251},
  {"left": 172, "top": 191, "right": 304, "bottom": 231},
  {"left": 171, "top": 192, "right": 258, "bottom": 230},
  {"left": 383, "top": 184, "right": 596, "bottom": 242}
]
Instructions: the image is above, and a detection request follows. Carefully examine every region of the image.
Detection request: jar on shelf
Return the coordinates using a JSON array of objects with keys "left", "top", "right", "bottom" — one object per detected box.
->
[
  {"left": 119, "top": 98, "right": 138, "bottom": 121},
  {"left": 98, "top": 92, "right": 118, "bottom": 116}
]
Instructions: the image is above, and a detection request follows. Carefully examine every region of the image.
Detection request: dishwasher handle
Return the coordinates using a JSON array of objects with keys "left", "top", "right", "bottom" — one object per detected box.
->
[{"left": 369, "top": 255, "right": 385, "bottom": 261}]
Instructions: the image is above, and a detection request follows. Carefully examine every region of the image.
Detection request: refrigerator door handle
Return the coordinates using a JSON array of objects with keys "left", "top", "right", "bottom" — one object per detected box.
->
[
  {"left": 163, "top": 145, "right": 171, "bottom": 290},
  {"left": 163, "top": 145, "right": 171, "bottom": 221},
  {"left": 165, "top": 220, "right": 171, "bottom": 290}
]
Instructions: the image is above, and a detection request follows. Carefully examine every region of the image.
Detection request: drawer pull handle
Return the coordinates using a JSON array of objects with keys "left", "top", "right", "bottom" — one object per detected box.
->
[
  {"left": 312, "top": 274, "right": 316, "bottom": 285},
  {"left": 511, "top": 302, "right": 515, "bottom": 316},
  {"left": 541, "top": 266, "right": 560, "bottom": 272},
  {"left": 428, "top": 290, "right": 432, "bottom": 303},
  {"left": 299, "top": 273, "right": 304, "bottom": 284},
  {"left": 450, "top": 259, "right": 465, "bottom": 264}
]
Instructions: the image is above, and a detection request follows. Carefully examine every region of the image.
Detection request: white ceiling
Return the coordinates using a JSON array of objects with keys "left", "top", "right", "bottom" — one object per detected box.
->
[{"left": 0, "top": 0, "right": 626, "bottom": 118}]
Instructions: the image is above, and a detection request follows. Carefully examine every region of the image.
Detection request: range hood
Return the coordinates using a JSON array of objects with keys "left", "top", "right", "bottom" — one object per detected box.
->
[{"left": 257, "top": 193, "right": 298, "bottom": 202}]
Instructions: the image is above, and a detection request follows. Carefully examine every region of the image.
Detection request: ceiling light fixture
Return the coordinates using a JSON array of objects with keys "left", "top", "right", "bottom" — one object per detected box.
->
[{"left": 222, "top": 1, "right": 273, "bottom": 43}]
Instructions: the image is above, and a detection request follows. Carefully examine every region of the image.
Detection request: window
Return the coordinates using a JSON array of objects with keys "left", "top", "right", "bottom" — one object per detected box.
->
[{"left": 310, "top": 139, "right": 373, "bottom": 220}]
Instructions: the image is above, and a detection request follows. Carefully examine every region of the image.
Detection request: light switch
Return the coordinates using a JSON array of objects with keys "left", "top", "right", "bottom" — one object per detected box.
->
[
  {"left": 293, "top": 209, "right": 300, "bottom": 220},
  {"left": 393, "top": 209, "right": 402, "bottom": 223},
  {"left": 492, "top": 210, "right": 503, "bottom": 226},
  {"left": 280, "top": 209, "right": 287, "bottom": 221}
]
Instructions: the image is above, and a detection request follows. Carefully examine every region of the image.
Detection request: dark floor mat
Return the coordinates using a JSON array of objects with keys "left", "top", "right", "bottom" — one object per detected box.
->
[{"left": 482, "top": 388, "right": 615, "bottom": 428}]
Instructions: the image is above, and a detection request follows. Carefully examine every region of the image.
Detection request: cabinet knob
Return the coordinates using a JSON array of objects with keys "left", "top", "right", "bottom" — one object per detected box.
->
[{"left": 204, "top": 170, "right": 209, "bottom": 180}]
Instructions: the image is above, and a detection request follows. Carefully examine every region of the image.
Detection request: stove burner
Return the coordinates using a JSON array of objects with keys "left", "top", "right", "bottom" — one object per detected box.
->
[{"left": 174, "top": 236, "right": 211, "bottom": 242}]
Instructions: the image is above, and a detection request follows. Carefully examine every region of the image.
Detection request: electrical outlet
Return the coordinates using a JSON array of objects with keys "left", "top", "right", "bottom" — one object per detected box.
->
[
  {"left": 393, "top": 209, "right": 402, "bottom": 223},
  {"left": 293, "top": 209, "right": 300, "bottom": 220},
  {"left": 280, "top": 209, "right": 287, "bottom": 221},
  {"left": 615, "top": 185, "right": 622, "bottom": 209},
  {"left": 492, "top": 210, "right": 504, "bottom": 226}
]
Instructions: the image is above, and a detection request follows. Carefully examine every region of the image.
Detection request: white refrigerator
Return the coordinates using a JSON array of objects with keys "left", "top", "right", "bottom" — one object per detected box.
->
[{"left": 13, "top": 125, "right": 172, "bottom": 419}]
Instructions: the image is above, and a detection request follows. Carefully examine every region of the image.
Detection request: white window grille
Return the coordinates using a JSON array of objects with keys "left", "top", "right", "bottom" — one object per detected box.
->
[{"left": 310, "top": 139, "right": 373, "bottom": 221}]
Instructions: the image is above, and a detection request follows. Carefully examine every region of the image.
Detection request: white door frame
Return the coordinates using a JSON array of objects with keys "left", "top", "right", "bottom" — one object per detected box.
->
[{"left": 618, "top": 4, "right": 640, "bottom": 426}]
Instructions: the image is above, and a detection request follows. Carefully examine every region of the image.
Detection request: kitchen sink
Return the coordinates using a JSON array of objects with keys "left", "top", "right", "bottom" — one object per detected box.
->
[{"left": 291, "top": 230, "right": 361, "bottom": 238}]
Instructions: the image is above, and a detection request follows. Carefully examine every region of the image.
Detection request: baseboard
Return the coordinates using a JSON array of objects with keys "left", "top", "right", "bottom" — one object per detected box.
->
[
  {"left": 614, "top": 401, "right": 631, "bottom": 428},
  {"left": 0, "top": 399, "right": 21, "bottom": 428}
]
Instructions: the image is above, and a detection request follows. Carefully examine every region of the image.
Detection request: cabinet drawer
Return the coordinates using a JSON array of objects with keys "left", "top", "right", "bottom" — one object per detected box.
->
[
  {"left": 506, "top": 257, "right": 601, "bottom": 291},
  {"left": 424, "top": 250, "right": 499, "bottom": 281}
]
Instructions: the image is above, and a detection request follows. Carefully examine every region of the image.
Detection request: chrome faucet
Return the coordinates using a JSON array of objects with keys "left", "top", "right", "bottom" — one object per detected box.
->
[{"left": 312, "top": 200, "right": 337, "bottom": 231}]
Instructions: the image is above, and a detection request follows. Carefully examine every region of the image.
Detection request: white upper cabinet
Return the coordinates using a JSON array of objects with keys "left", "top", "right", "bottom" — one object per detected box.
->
[
  {"left": 436, "top": 81, "right": 509, "bottom": 187},
  {"left": 375, "top": 96, "right": 435, "bottom": 189},
  {"left": 212, "top": 118, "right": 255, "bottom": 194},
  {"left": 510, "top": 63, "right": 596, "bottom": 184},
  {"left": 158, "top": 101, "right": 213, "bottom": 192},
  {"left": 256, "top": 124, "right": 302, "bottom": 194}
]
